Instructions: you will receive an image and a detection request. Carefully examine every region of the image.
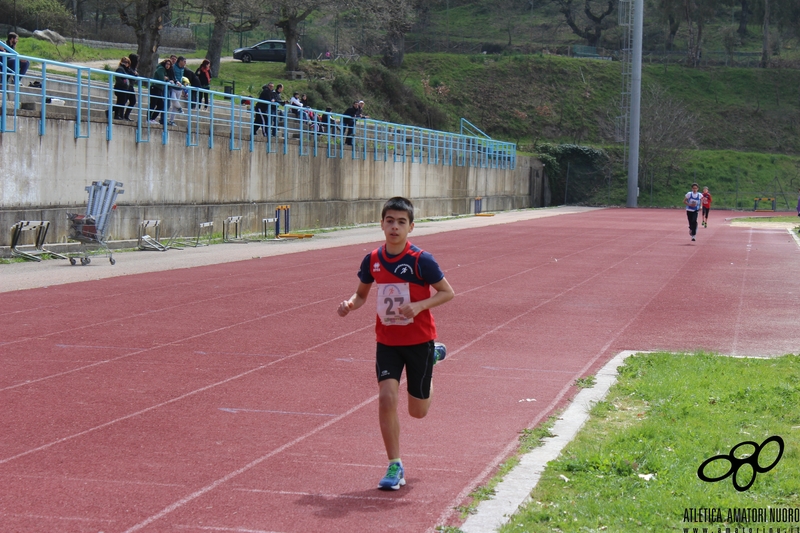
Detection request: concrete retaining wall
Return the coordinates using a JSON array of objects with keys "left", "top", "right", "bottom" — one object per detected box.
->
[{"left": 1, "top": 113, "right": 543, "bottom": 251}]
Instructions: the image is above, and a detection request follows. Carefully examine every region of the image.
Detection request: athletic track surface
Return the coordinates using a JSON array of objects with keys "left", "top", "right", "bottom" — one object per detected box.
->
[{"left": 1, "top": 207, "right": 799, "bottom": 533}]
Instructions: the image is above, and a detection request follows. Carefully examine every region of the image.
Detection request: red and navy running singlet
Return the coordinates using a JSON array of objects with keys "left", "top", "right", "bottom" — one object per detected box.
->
[{"left": 357, "top": 241, "right": 445, "bottom": 346}]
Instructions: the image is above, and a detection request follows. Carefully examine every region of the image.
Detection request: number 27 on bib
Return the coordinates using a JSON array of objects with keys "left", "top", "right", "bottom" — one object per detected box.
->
[{"left": 377, "top": 283, "right": 413, "bottom": 326}]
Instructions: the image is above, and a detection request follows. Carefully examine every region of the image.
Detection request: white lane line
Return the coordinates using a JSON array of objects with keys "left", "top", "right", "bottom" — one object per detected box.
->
[
  {"left": 235, "top": 487, "right": 429, "bottom": 503},
  {"left": 0, "top": 297, "right": 333, "bottom": 393},
  {"left": 218, "top": 408, "right": 337, "bottom": 416},
  {"left": 121, "top": 393, "right": 379, "bottom": 533},
  {"left": 0, "top": 324, "right": 371, "bottom": 465}
]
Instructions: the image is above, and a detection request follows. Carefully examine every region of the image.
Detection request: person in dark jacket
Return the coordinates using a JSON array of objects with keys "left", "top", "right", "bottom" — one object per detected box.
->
[
  {"left": 149, "top": 58, "right": 172, "bottom": 125},
  {"left": 113, "top": 57, "right": 136, "bottom": 121},
  {"left": 182, "top": 67, "right": 201, "bottom": 110},
  {"left": 128, "top": 53, "right": 139, "bottom": 76},
  {"left": 254, "top": 83, "right": 275, "bottom": 137},
  {"left": 343, "top": 101, "right": 359, "bottom": 146},
  {"left": 195, "top": 59, "right": 211, "bottom": 109}
]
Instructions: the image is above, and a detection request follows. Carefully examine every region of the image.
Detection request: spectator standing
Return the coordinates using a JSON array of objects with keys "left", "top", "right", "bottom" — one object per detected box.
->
[
  {"left": 701, "top": 186, "right": 712, "bottom": 228},
  {"left": 181, "top": 67, "right": 201, "bottom": 109},
  {"left": 149, "top": 58, "right": 172, "bottom": 125},
  {"left": 3, "top": 32, "right": 29, "bottom": 84},
  {"left": 128, "top": 53, "right": 139, "bottom": 76},
  {"left": 254, "top": 83, "right": 274, "bottom": 137},
  {"left": 169, "top": 56, "right": 186, "bottom": 117},
  {"left": 196, "top": 59, "right": 212, "bottom": 109},
  {"left": 273, "top": 84, "right": 285, "bottom": 135},
  {"left": 113, "top": 57, "right": 136, "bottom": 121},
  {"left": 343, "top": 101, "right": 359, "bottom": 146},
  {"left": 684, "top": 183, "right": 703, "bottom": 242}
]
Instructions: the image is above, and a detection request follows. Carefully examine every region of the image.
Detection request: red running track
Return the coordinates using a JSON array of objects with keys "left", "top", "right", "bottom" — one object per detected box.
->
[{"left": 1, "top": 208, "right": 799, "bottom": 532}]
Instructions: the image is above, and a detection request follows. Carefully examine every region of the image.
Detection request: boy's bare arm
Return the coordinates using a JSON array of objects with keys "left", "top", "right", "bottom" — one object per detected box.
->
[
  {"left": 337, "top": 282, "right": 372, "bottom": 317},
  {"left": 398, "top": 277, "right": 455, "bottom": 319}
]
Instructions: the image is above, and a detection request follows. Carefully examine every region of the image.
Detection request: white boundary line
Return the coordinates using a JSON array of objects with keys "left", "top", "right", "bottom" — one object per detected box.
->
[{"left": 459, "top": 349, "right": 640, "bottom": 533}]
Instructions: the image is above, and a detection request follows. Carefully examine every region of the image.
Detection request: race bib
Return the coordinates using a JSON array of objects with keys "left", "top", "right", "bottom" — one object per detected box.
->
[{"left": 377, "top": 283, "right": 413, "bottom": 326}]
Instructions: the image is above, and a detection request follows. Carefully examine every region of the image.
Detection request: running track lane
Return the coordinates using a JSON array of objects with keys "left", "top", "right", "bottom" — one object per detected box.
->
[{"left": 1, "top": 209, "right": 799, "bottom": 532}]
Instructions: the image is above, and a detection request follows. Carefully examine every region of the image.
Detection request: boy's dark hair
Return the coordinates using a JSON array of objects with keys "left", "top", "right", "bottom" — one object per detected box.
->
[
  {"left": 8, "top": 31, "right": 19, "bottom": 40},
  {"left": 692, "top": 183, "right": 699, "bottom": 187},
  {"left": 381, "top": 197, "right": 414, "bottom": 224}
]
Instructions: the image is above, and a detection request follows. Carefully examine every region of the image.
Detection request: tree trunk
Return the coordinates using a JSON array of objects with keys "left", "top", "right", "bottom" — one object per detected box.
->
[
  {"left": 737, "top": 0, "right": 749, "bottom": 35},
  {"left": 118, "top": 0, "right": 169, "bottom": 78},
  {"left": 760, "top": 0, "right": 769, "bottom": 67},
  {"left": 279, "top": 17, "right": 302, "bottom": 72},
  {"left": 205, "top": 0, "right": 230, "bottom": 78},
  {"left": 666, "top": 15, "right": 680, "bottom": 51}
]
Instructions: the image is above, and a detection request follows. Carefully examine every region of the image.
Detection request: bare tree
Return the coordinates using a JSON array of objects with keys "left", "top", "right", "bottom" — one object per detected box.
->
[
  {"left": 200, "top": 0, "right": 262, "bottom": 77},
  {"left": 265, "top": 1, "right": 339, "bottom": 72},
  {"left": 551, "top": 0, "right": 614, "bottom": 47},
  {"left": 357, "top": 0, "right": 421, "bottom": 67},
  {"left": 117, "top": 0, "right": 170, "bottom": 76},
  {"left": 637, "top": 83, "right": 699, "bottom": 186}
]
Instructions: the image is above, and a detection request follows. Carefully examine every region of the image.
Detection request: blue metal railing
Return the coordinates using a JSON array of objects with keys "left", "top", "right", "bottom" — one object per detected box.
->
[{"left": 1, "top": 51, "right": 516, "bottom": 170}]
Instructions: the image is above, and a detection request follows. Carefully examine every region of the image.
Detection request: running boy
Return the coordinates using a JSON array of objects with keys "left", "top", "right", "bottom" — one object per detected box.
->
[
  {"left": 337, "top": 197, "right": 455, "bottom": 490},
  {"left": 684, "top": 183, "right": 703, "bottom": 241},
  {"left": 701, "top": 186, "right": 712, "bottom": 227}
]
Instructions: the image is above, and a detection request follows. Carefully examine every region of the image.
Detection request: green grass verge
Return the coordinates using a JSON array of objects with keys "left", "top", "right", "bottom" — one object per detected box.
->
[{"left": 501, "top": 352, "right": 800, "bottom": 532}]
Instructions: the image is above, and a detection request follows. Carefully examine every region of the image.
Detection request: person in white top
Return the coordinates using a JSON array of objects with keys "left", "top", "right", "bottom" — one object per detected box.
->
[{"left": 684, "top": 183, "right": 703, "bottom": 242}]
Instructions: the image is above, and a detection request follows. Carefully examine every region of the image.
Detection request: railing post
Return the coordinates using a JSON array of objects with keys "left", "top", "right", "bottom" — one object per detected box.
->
[{"left": 38, "top": 63, "right": 47, "bottom": 136}]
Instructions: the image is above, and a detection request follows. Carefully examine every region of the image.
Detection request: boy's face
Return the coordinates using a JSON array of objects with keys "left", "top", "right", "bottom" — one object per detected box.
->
[
  {"left": 381, "top": 209, "right": 413, "bottom": 246},
  {"left": 692, "top": 185, "right": 698, "bottom": 192}
]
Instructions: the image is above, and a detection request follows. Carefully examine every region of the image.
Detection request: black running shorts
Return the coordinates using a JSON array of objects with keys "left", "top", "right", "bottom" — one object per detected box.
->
[{"left": 376, "top": 341, "right": 435, "bottom": 400}]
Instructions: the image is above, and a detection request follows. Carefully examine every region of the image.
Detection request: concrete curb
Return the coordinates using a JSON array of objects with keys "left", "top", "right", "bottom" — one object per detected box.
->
[{"left": 460, "top": 350, "right": 640, "bottom": 533}]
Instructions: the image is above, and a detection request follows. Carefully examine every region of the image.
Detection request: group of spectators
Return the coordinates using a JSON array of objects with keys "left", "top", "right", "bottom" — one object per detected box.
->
[
  {"left": 4, "top": 33, "right": 372, "bottom": 142},
  {"left": 112, "top": 53, "right": 212, "bottom": 124},
  {"left": 252, "top": 83, "right": 369, "bottom": 144},
  {"left": 146, "top": 55, "right": 211, "bottom": 126}
]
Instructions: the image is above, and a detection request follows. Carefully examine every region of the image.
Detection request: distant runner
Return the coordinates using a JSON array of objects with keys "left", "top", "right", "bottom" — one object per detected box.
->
[
  {"left": 684, "top": 183, "right": 702, "bottom": 242},
  {"left": 701, "top": 186, "right": 712, "bottom": 228}
]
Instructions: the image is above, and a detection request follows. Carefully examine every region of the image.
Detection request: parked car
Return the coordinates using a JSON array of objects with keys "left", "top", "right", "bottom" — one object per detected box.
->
[{"left": 232, "top": 40, "right": 302, "bottom": 63}]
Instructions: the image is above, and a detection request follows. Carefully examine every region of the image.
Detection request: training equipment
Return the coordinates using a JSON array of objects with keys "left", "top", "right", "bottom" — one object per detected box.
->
[{"left": 66, "top": 180, "right": 124, "bottom": 265}]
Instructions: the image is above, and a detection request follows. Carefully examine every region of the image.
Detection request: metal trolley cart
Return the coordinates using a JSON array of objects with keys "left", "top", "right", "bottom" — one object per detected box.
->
[{"left": 66, "top": 180, "right": 124, "bottom": 266}]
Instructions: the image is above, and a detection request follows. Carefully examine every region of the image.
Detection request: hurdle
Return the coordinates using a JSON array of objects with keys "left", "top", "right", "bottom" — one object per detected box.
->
[
  {"left": 175, "top": 221, "right": 213, "bottom": 247},
  {"left": 223, "top": 216, "right": 252, "bottom": 243},
  {"left": 137, "top": 220, "right": 174, "bottom": 251},
  {"left": 262, "top": 217, "right": 278, "bottom": 240},
  {"left": 10, "top": 220, "right": 67, "bottom": 261},
  {"left": 754, "top": 197, "right": 776, "bottom": 212}
]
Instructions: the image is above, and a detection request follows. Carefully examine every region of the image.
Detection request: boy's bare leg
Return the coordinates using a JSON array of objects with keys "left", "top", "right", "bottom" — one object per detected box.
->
[
  {"left": 408, "top": 391, "right": 432, "bottom": 419},
  {"left": 378, "top": 379, "right": 401, "bottom": 460}
]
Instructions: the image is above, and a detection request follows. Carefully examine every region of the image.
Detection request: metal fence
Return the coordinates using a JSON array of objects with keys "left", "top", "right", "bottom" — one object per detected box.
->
[{"left": 1, "top": 50, "right": 516, "bottom": 170}]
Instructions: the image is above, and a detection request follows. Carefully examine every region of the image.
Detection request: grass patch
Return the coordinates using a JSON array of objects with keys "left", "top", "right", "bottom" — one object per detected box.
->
[
  {"left": 733, "top": 216, "right": 800, "bottom": 224},
  {"left": 501, "top": 352, "right": 800, "bottom": 532}
]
